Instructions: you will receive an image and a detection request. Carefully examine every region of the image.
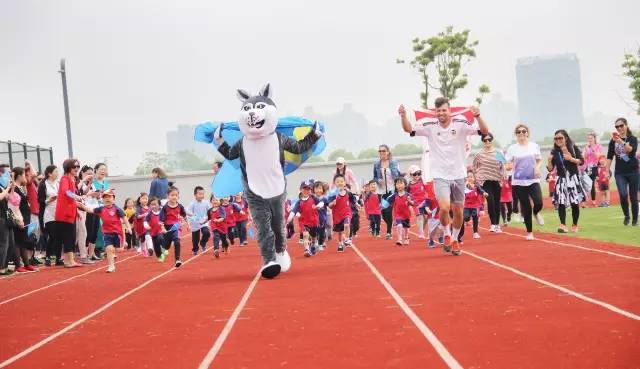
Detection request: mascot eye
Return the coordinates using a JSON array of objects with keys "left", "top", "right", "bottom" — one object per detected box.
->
[
  {"left": 255, "top": 103, "right": 266, "bottom": 109},
  {"left": 242, "top": 104, "right": 253, "bottom": 111}
]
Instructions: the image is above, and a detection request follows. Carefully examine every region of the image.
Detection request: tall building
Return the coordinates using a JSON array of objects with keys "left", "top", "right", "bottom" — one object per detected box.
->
[{"left": 516, "top": 53, "right": 585, "bottom": 139}]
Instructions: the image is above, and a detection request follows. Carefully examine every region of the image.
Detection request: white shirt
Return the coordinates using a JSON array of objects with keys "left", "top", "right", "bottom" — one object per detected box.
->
[
  {"left": 43, "top": 179, "right": 59, "bottom": 224},
  {"left": 244, "top": 134, "right": 285, "bottom": 198},
  {"left": 413, "top": 117, "right": 480, "bottom": 180},
  {"left": 506, "top": 142, "right": 541, "bottom": 186}
]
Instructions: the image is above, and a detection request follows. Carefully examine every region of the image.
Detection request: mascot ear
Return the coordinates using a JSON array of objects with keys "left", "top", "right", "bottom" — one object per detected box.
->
[
  {"left": 237, "top": 89, "right": 251, "bottom": 103},
  {"left": 258, "top": 83, "right": 273, "bottom": 99}
]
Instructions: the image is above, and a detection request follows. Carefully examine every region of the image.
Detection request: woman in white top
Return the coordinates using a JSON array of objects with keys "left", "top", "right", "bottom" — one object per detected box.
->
[
  {"left": 505, "top": 123, "right": 544, "bottom": 240},
  {"left": 41, "top": 165, "right": 60, "bottom": 265},
  {"left": 76, "top": 166, "right": 96, "bottom": 264}
]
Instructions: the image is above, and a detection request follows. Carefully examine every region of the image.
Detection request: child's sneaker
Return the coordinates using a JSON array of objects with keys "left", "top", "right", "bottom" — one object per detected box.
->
[
  {"left": 310, "top": 245, "right": 317, "bottom": 255},
  {"left": 337, "top": 243, "right": 344, "bottom": 253},
  {"left": 438, "top": 235, "right": 444, "bottom": 245},
  {"left": 175, "top": 260, "right": 182, "bottom": 268},
  {"left": 402, "top": 239, "right": 410, "bottom": 245},
  {"left": 395, "top": 239, "right": 402, "bottom": 246},
  {"left": 162, "top": 249, "right": 169, "bottom": 257},
  {"left": 489, "top": 225, "right": 496, "bottom": 232},
  {"left": 427, "top": 239, "right": 436, "bottom": 248},
  {"left": 214, "top": 250, "right": 220, "bottom": 258},
  {"left": 158, "top": 253, "right": 166, "bottom": 263},
  {"left": 106, "top": 265, "right": 116, "bottom": 273},
  {"left": 304, "top": 248, "right": 312, "bottom": 257},
  {"left": 473, "top": 232, "right": 480, "bottom": 239},
  {"left": 451, "top": 241, "right": 461, "bottom": 256},
  {"left": 495, "top": 225, "right": 502, "bottom": 234},
  {"left": 385, "top": 233, "right": 392, "bottom": 240}
]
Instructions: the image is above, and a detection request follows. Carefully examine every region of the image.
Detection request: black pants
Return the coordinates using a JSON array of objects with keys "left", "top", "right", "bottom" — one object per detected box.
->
[
  {"left": 589, "top": 167, "right": 598, "bottom": 201},
  {"left": 191, "top": 227, "right": 211, "bottom": 252},
  {"left": 482, "top": 180, "right": 502, "bottom": 226},
  {"left": 317, "top": 223, "right": 326, "bottom": 246},
  {"left": 151, "top": 235, "right": 163, "bottom": 257},
  {"left": 212, "top": 230, "right": 229, "bottom": 250},
  {"left": 227, "top": 226, "right": 236, "bottom": 245},
  {"left": 162, "top": 226, "right": 181, "bottom": 261},
  {"left": 350, "top": 211, "right": 360, "bottom": 236},
  {"left": 500, "top": 202, "right": 513, "bottom": 223},
  {"left": 513, "top": 183, "right": 543, "bottom": 232},
  {"left": 558, "top": 204, "right": 580, "bottom": 226},
  {"left": 379, "top": 193, "right": 393, "bottom": 235},
  {"left": 50, "top": 221, "right": 76, "bottom": 254},
  {"left": 458, "top": 212, "right": 479, "bottom": 241},
  {"left": 511, "top": 178, "right": 520, "bottom": 214},
  {"left": 369, "top": 214, "right": 381, "bottom": 236},
  {"left": 235, "top": 220, "right": 247, "bottom": 244}
]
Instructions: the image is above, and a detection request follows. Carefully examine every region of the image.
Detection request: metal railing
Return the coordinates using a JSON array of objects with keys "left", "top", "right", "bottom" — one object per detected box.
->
[{"left": 0, "top": 140, "right": 54, "bottom": 173}]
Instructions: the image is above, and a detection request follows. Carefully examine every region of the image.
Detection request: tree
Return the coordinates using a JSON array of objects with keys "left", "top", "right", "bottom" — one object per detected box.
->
[
  {"left": 357, "top": 148, "right": 379, "bottom": 159},
  {"left": 475, "top": 84, "right": 491, "bottom": 105},
  {"left": 135, "top": 152, "right": 175, "bottom": 175},
  {"left": 391, "top": 143, "right": 423, "bottom": 156},
  {"left": 327, "top": 149, "right": 355, "bottom": 162},
  {"left": 397, "top": 26, "right": 489, "bottom": 107},
  {"left": 622, "top": 48, "right": 640, "bottom": 115}
]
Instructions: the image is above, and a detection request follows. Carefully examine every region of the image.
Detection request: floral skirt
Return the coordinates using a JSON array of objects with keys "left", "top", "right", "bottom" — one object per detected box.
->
[{"left": 553, "top": 174, "right": 585, "bottom": 206}]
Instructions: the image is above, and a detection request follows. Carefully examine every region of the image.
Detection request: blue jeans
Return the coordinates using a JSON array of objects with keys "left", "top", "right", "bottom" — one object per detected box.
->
[{"left": 614, "top": 172, "right": 639, "bottom": 222}]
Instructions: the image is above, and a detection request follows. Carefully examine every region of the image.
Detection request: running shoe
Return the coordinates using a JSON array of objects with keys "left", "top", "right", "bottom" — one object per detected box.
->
[
  {"left": 395, "top": 240, "right": 402, "bottom": 246},
  {"left": 473, "top": 232, "right": 480, "bottom": 239},
  {"left": 44, "top": 258, "right": 52, "bottom": 267},
  {"left": 214, "top": 250, "right": 220, "bottom": 258},
  {"left": 55, "top": 260, "right": 65, "bottom": 266},
  {"left": 525, "top": 233, "right": 534, "bottom": 241},
  {"left": 557, "top": 225, "right": 568, "bottom": 233},
  {"left": 489, "top": 225, "right": 496, "bottom": 233},
  {"left": 25, "top": 265, "right": 38, "bottom": 272},
  {"left": 337, "top": 243, "right": 344, "bottom": 253},
  {"left": 495, "top": 226, "right": 503, "bottom": 234},
  {"left": 106, "top": 265, "right": 116, "bottom": 273},
  {"left": 64, "top": 263, "right": 82, "bottom": 268},
  {"left": 623, "top": 216, "right": 630, "bottom": 226},
  {"left": 417, "top": 234, "right": 425, "bottom": 239},
  {"left": 80, "top": 258, "right": 95, "bottom": 265},
  {"left": 402, "top": 239, "right": 410, "bottom": 245},
  {"left": 385, "top": 233, "right": 392, "bottom": 240},
  {"left": 175, "top": 260, "right": 182, "bottom": 268},
  {"left": 571, "top": 225, "right": 579, "bottom": 233},
  {"left": 304, "top": 248, "right": 311, "bottom": 257},
  {"left": 30, "top": 257, "right": 43, "bottom": 266},
  {"left": 427, "top": 239, "right": 436, "bottom": 248},
  {"left": 158, "top": 253, "right": 166, "bottom": 263},
  {"left": 15, "top": 266, "right": 28, "bottom": 273},
  {"left": 442, "top": 235, "right": 452, "bottom": 253},
  {"left": 162, "top": 249, "right": 169, "bottom": 256},
  {"left": 535, "top": 213, "right": 545, "bottom": 226},
  {"left": 451, "top": 241, "right": 461, "bottom": 256}
]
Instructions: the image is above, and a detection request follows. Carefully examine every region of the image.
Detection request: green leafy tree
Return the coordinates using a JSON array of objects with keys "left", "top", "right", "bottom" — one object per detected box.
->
[
  {"left": 397, "top": 26, "right": 489, "bottom": 107},
  {"left": 135, "top": 152, "right": 175, "bottom": 175},
  {"left": 475, "top": 84, "right": 491, "bottom": 105},
  {"left": 391, "top": 143, "right": 423, "bottom": 156},
  {"left": 622, "top": 48, "right": 640, "bottom": 115},
  {"left": 327, "top": 149, "right": 356, "bottom": 162},
  {"left": 357, "top": 148, "right": 379, "bottom": 159}
]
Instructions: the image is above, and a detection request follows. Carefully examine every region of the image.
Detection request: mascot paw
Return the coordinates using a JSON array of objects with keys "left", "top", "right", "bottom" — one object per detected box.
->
[
  {"left": 313, "top": 121, "right": 322, "bottom": 138},
  {"left": 214, "top": 123, "right": 224, "bottom": 143},
  {"left": 275, "top": 250, "right": 291, "bottom": 272},
  {"left": 260, "top": 261, "right": 281, "bottom": 279}
]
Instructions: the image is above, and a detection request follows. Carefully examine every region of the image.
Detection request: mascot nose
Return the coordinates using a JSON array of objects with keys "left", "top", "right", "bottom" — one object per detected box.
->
[{"left": 248, "top": 111, "right": 255, "bottom": 117}]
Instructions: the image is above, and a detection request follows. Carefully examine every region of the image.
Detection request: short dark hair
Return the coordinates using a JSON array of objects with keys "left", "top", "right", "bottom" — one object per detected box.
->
[
  {"left": 481, "top": 132, "right": 494, "bottom": 141},
  {"left": 94, "top": 162, "right": 107, "bottom": 172},
  {"left": 194, "top": 186, "right": 204, "bottom": 195},
  {"left": 63, "top": 158, "right": 79, "bottom": 174},
  {"left": 152, "top": 167, "right": 167, "bottom": 178},
  {"left": 434, "top": 97, "right": 449, "bottom": 108},
  {"left": 333, "top": 173, "right": 345, "bottom": 183},
  {"left": 44, "top": 165, "right": 57, "bottom": 179},
  {"left": 167, "top": 186, "right": 179, "bottom": 195},
  {"left": 148, "top": 196, "right": 160, "bottom": 206},
  {"left": 12, "top": 166, "right": 25, "bottom": 179}
]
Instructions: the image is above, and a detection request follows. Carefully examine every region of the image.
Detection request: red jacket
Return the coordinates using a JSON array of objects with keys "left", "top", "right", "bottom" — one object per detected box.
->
[
  {"left": 55, "top": 175, "right": 77, "bottom": 224},
  {"left": 233, "top": 199, "right": 249, "bottom": 222},
  {"left": 364, "top": 193, "right": 381, "bottom": 216},
  {"left": 464, "top": 185, "right": 485, "bottom": 209},
  {"left": 27, "top": 180, "right": 39, "bottom": 215}
]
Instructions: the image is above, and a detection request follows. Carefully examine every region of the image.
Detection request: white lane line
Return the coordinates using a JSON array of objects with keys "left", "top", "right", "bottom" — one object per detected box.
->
[
  {"left": 463, "top": 249, "right": 640, "bottom": 321},
  {"left": 479, "top": 226, "right": 640, "bottom": 261},
  {"left": 198, "top": 271, "right": 261, "bottom": 369},
  {"left": 0, "top": 247, "right": 209, "bottom": 369},
  {"left": 0, "top": 254, "right": 140, "bottom": 306},
  {"left": 351, "top": 244, "right": 464, "bottom": 369}
]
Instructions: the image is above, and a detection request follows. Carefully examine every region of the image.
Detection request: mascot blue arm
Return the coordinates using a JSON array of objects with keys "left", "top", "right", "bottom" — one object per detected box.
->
[{"left": 194, "top": 117, "right": 326, "bottom": 198}]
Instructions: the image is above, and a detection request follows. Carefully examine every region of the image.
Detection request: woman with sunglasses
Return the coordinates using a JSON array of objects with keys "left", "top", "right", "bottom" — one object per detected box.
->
[
  {"left": 606, "top": 118, "right": 639, "bottom": 226},
  {"left": 373, "top": 144, "right": 402, "bottom": 239},
  {"left": 472, "top": 132, "right": 505, "bottom": 233},
  {"left": 505, "top": 124, "right": 544, "bottom": 240},
  {"left": 51, "top": 158, "right": 83, "bottom": 267},
  {"left": 546, "top": 130, "right": 585, "bottom": 233}
]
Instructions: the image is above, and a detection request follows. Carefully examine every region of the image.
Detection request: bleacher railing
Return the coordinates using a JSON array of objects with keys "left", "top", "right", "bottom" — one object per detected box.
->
[{"left": 0, "top": 140, "right": 54, "bottom": 173}]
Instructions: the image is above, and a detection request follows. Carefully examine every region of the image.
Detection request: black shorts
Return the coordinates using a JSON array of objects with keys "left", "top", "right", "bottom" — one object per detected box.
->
[
  {"left": 103, "top": 233, "right": 121, "bottom": 248},
  {"left": 394, "top": 219, "right": 410, "bottom": 228},
  {"left": 463, "top": 208, "right": 478, "bottom": 219},
  {"left": 303, "top": 225, "right": 319, "bottom": 238},
  {"left": 332, "top": 217, "right": 351, "bottom": 233},
  {"left": 598, "top": 183, "right": 609, "bottom": 191}
]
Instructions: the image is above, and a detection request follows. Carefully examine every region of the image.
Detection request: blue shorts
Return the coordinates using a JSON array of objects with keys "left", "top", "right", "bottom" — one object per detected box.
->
[{"left": 103, "top": 233, "right": 121, "bottom": 248}]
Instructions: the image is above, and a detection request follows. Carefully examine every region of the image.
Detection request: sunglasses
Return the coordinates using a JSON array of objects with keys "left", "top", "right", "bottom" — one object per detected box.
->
[
  {"left": 72, "top": 165, "right": 81, "bottom": 169},
  {"left": 483, "top": 138, "right": 493, "bottom": 143},
  {"left": 515, "top": 129, "right": 528, "bottom": 134},
  {"left": 336, "top": 163, "right": 344, "bottom": 165},
  {"left": 554, "top": 136, "right": 565, "bottom": 141},
  {"left": 378, "top": 150, "right": 388, "bottom": 153},
  {"left": 615, "top": 124, "right": 625, "bottom": 129},
  {"left": 412, "top": 172, "right": 422, "bottom": 176}
]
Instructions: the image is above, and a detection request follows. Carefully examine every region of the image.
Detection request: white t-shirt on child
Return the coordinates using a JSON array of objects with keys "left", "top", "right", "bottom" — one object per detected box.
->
[
  {"left": 412, "top": 117, "right": 480, "bottom": 180},
  {"left": 505, "top": 142, "right": 541, "bottom": 186}
]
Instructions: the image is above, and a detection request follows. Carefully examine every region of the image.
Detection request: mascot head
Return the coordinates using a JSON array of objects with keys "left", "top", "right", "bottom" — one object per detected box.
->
[{"left": 237, "top": 83, "right": 278, "bottom": 139}]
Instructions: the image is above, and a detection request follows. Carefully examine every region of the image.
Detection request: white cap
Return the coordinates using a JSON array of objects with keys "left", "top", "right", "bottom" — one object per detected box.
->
[
  {"left": 408, "top": 165, "right": 421, "bottom": 174},
  {"left": 336, "top": 157, "right": 346, "bottom": 164}
]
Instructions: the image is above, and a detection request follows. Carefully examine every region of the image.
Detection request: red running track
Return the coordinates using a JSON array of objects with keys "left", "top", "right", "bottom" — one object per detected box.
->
[{"left": 0, "top": 225, "right": 638, "bottom": 369}]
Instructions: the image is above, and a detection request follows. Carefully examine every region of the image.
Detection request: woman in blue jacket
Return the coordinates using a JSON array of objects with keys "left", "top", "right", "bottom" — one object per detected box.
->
[{"left": 373, "top": 144, "right": 403, "bottom": 239}]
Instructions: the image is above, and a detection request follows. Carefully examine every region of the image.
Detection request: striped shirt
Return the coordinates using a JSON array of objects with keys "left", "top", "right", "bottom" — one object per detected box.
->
[{"left": 473, "top": 150, "right": 504, "bottom": 183}]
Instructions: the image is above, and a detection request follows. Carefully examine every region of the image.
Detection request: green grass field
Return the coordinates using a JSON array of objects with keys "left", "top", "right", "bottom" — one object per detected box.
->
[{"left": 509, "top": 205, "right": 640, "bottom": 247}]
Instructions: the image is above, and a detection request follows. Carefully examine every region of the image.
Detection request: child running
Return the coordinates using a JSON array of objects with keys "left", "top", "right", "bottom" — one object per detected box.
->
[
  {"left": 327, "top": 174, "right": 359, "bottom": 253},
  {"left": 134, "top": 193, "right": 152, "bottom": 256},
  {"left": 206, "top": 196, "right": 229, "bottom": 258},
  {"left": 596, "top": 156, "right": 611, "bottom": 207},
  {"left": 233, "top": 193, "right": 249, "bottom": 246},
  {"left": 386, "top": 177, "right": 415, "bottom": 246},
  {"left": 459, "top": 171, "right": 488, "bottom": 242},
  {"left": 419, "top": 187, "right": 442, "bottom": 248},
  {"left": 123, "top": 198, "right": 137, "bottom": 249},
  {"left": 83, "top": 189, "right": 131, "bottom": 273},
  {"left": 188, "top": 186, "right": 211, "bottom": 255},
  {"left": 546, "top": 170, "right": 558, "bottom": 210},
  {"left": 221, "top": 196, "right": 240, "bottom": 248},
  {"left": 158, "top": 186, "right": 189, "bottom": 268},
  {"left": 313, "top": 181, "right": 329, "bottom": 251},
  {"left": 500, "top": 176, "right": 513, "bottom": 226},
  {"left": 143, "top": 197, "right": 163, "bottom": 258},
  {"left": 288, "top": 180, "right": 324, "bottom": 257},
  {"left": 364, "top": 180, "right": 382, "bottom": 237},
  {"left": 407, "top": 165, "right": 430, "bottom": 239}
]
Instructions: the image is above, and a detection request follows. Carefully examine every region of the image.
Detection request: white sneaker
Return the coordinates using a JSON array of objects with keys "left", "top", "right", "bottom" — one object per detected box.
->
[
  {"left": 106, "top": 265, "right": 116, "bottom": 273},
  {"left": 525, "top": 233, "right": 534, "bottom": 241},
  {"left": 489, "top": 225, "right": 496, "bottom": 233},
  {"left": 535, "top": 213, "right": 544, "bottom": 226},
  {"left": 495, "top": 226, "right": 502, "bottom": 234},
  {"left": 473, "top": 232, "right": 480, "bottom": 239},
  {"left": 260, "top": 261, "right": 281, "bottom": 279},
  {"left": 275, "top": 249, "right": 291, "bottom": 272}
]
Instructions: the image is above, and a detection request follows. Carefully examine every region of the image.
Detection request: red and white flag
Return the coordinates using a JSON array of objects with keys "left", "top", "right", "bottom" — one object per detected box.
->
[{"left": 414, "top": 107, "right": 475, "bottom": 126}]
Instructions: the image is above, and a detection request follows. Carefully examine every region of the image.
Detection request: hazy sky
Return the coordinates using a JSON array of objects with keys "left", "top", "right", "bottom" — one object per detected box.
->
[{"left": 1, "top": 0, "right": 638, "bottom": 174}]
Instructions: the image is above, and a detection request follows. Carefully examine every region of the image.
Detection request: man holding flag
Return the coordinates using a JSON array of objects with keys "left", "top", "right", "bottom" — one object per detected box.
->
[{"left": 398, "top": 97, "right": 489, "bottom": 255}]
